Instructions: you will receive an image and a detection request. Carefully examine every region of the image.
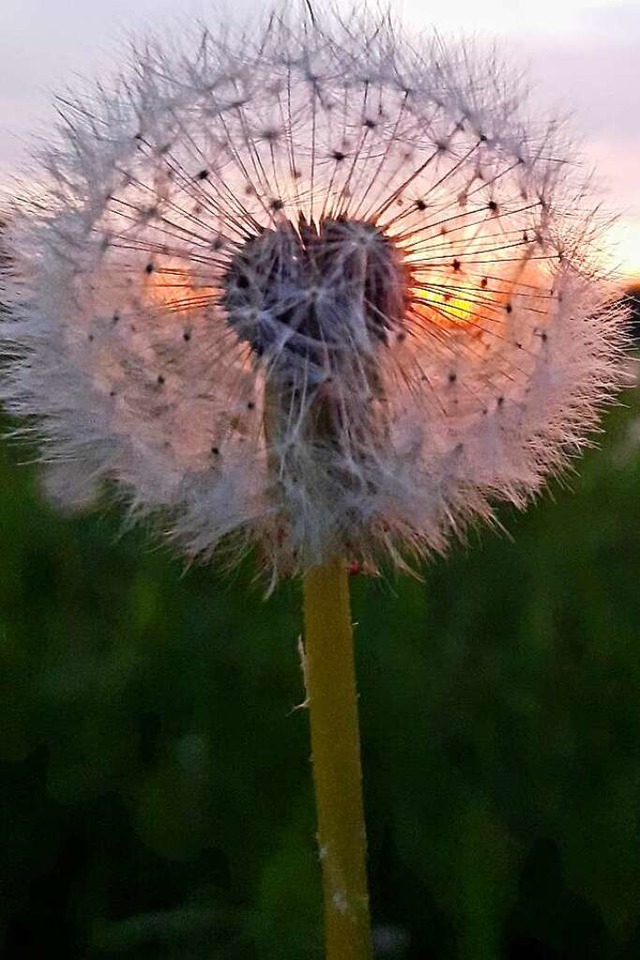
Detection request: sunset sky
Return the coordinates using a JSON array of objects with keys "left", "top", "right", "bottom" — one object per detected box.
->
[{"left": 1, "top": 0, "right": 638, "bottom": 280}]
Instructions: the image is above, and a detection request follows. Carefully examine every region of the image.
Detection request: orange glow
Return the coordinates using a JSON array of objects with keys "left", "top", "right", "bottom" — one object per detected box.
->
[
  {"left": 412, "top": 278, "right": 477, "bottom": 327},
  {"left": 406, "top": 232, "right": 551, "bottom": 336},
  {"left": 144, "top": 262, "right": 217, "bottom": 311}
]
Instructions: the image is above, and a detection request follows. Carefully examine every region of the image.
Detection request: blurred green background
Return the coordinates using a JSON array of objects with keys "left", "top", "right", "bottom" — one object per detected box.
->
[{"left": 1, "top": 297, "right": 640, "bottom": 959}]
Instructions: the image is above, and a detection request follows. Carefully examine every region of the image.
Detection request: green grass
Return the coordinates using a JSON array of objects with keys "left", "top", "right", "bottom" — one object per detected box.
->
[{"left": 1, "top": 387, "right": 640, "bottom": 958}]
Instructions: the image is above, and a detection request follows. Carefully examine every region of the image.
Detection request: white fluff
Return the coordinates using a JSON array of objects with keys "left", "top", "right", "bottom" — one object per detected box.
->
[{"left": 0, "top": 9, "right": 630, "bottom": 577}]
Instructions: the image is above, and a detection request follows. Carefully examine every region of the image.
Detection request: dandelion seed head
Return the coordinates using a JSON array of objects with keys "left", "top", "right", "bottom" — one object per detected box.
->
[{"left": 0, "top": 8, "right": 631, "bottom": 577}]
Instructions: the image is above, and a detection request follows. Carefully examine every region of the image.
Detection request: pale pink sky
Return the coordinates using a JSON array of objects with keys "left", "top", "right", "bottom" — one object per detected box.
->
[{"left": 1, "top": 0, "right": 639, "bottom": 278}]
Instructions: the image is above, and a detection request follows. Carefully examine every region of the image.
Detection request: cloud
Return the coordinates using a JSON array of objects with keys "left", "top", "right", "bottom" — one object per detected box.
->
[
  {"left": 0, "top": 0, "right": 258, "bottom": 187},
  {"left": 1, "top": 0, "right": 638, "bottom": 275},
  {"left": 516, "top": 6, "right": 640, "bottom": 145}
]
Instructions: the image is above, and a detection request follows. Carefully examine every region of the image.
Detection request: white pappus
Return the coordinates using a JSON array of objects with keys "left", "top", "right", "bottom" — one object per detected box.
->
[{"left": 0, "top": 8, "right": 631, "bottom": 578}]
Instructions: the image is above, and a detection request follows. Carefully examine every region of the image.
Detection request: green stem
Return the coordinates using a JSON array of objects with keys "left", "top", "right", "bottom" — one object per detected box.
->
[{"left": 302, "top": 558, "right": 372, "bottom": 960}]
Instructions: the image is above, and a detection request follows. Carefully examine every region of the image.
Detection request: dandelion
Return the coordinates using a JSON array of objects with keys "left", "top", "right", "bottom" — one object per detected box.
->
[{"left": 0, "top": 8, "right": 630, "bottom": 959}]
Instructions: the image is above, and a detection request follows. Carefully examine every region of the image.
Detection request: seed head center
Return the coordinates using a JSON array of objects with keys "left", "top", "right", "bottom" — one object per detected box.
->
[{"left": 221, "top": 217, "right": 409, "bottom": 374}]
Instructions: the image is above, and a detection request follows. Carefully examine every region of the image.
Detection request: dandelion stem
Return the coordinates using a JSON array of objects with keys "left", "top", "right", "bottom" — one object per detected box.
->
[{"left": 302, "top": 557, "right": 372, "bottom": 960}]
